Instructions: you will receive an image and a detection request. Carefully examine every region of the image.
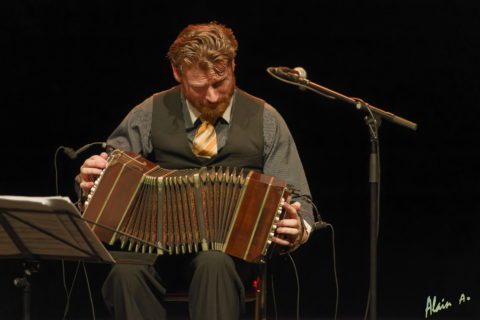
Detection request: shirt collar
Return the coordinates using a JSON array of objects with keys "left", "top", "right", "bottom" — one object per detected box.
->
[{"left": 185, "top": 92, "right": 234, "bottom": 126}]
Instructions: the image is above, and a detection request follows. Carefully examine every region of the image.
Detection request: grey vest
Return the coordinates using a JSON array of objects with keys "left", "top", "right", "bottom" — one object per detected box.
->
[{"left": 151, "top": 86, "right": 264, "bottom": 171}]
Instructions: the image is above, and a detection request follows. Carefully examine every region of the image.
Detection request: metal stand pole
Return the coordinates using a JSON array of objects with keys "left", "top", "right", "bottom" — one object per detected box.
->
[
  {"left": 13, "top": 261, "right": 39, "bottom": 320},
  {"left": 365, "top": 114, "right": 380, "bottom": 320}
]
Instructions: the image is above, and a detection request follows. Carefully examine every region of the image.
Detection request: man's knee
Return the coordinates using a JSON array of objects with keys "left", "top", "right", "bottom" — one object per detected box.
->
[
  {"left": 192, "top": 251, "right": 236, "bottom": 272},
  {"left": 103, "top": 264, "right": 153, "bottom": 293},
  {"left": 102, "top": 263, "right": 166, "bottom": 319}
]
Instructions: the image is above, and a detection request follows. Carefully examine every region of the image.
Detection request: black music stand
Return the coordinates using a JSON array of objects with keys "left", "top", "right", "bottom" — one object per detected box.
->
[{"left": 0, "top": 195, "right": 115, "bottom": 320}]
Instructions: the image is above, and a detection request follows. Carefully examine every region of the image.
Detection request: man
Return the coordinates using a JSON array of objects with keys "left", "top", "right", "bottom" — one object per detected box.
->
[{"left": 79, "top": 22, "right": 314, "bottom": 320}]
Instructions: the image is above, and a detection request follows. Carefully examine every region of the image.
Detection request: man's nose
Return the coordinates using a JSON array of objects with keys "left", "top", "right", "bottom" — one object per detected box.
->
[{"left": 205, "top": 87, "right": 219, "bottom": 103}]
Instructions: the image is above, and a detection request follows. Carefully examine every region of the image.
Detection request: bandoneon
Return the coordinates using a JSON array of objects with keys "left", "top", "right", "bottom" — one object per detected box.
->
[{"left": 82, "top": 150, "right": 290, "bottom": 263}]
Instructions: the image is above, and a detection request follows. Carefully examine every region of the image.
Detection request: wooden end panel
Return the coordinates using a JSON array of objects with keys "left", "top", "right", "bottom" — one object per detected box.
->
[
  {"left": 82, "top": 162, "right": 123, "bottom": 228},
  {"left": 224, "top": 174, "right": 269, "bottom": 260},
  {"left": 245, "top": 182, "right": 285, "bottom": 262},
  {"left": 84, "top": 163, "right": 144, "bottom": 244}
]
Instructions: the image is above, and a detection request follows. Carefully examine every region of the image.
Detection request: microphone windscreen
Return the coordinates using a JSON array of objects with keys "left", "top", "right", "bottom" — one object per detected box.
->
[{"left": 63, "top": 147, "right": 77, "bottom": 159}]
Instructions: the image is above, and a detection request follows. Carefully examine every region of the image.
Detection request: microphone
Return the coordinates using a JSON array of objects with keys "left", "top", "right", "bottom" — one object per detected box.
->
[
  {"left": 294, "top": 194, "right": 330, "bottom": 232},
  {"left": 63, "top": 142, "right": 107, "bottom": 159},
  {"left": 267, "top": 66, "right": 308, "bottom": 82},
  {"left": 311, "top": 220, "right": 330, "bottom": 232}
]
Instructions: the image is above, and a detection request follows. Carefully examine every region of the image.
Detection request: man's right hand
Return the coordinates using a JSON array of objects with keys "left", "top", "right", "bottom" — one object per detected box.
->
[{"left": 79, "top": 152, "right": 109, "bottom": 193}]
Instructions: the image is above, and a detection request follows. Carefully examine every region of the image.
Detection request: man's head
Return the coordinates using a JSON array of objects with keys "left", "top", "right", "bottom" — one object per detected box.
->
[{"left": 167, "top": 22, "right": 238, "bottom": 123}]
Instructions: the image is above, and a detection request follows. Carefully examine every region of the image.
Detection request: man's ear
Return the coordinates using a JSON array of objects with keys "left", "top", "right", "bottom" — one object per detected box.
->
[{"left": 171, "top": 63, "right": 182, "bottom": 83}]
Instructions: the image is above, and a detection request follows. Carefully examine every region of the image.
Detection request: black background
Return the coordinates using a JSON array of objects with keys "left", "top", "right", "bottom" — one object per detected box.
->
[{"left": 1, "top": 1, "right": 479, "bottom": 319}]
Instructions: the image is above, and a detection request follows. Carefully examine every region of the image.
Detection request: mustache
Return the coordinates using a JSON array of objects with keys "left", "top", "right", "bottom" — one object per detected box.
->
[
  {"left": 199, "top": 100, "right": 229, "bottom": 123},
  {"left": 199, "top": 97, "right": 229, "bottom": 109}
]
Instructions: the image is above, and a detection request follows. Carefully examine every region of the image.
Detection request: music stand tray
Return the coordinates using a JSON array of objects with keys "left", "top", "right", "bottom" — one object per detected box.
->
[{"left": 0, "top": 195, "right": 115, "bottom": 319}]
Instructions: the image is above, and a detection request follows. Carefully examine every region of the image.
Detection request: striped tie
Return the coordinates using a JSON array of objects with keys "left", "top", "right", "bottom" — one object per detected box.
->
[{"left": 192, "top": 120, "right": 217, "bottom": 158}]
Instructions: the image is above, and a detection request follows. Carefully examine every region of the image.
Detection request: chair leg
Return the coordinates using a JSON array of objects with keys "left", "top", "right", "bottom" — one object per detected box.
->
[{"left": 255, "top": 263, "right": 268, "bottom": 320}]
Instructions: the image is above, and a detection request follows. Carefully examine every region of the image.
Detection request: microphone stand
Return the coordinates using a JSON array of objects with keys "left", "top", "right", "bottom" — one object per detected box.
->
[{"left": 269, "top": 69, "right": 417, "bottom": 320}]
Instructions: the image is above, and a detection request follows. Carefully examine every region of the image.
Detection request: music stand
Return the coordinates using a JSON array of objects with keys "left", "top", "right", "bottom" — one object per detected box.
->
[{"left": 0, "top": 195, "right": 115, "bottom": 320}]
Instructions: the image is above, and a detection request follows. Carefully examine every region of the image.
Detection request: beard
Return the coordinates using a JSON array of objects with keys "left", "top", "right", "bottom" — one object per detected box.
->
[{"left": 186, "top": 78, "right": 236, "bottom": 124}]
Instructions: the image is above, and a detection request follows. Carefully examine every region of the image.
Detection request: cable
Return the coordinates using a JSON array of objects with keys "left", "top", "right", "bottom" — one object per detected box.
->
[
  {"left": 63, "top": 142, "right": 107, "bottom": 160},
  {"left": 270, "top": 272, "right": 278, "bottom": 320},
  {"left": 361, "top": 111, "right": 381, "bottom": 320},
  {"left": 362, "top": 156, "right": 381, "bottom": 320},
  {"left": 62, "top": 260, "right": 81, "bottom": 320},
  {"left": 61, "top": 261, "right": 97, "bottom": 320},
  {"left": 57, "top": 149, "right": 76, "bottom": 320},
  {"left": 270, "top": 255, "right": 301, "bottom": 320},
  {"left": 54, "top": 142, "right": 107, "bottom": 195},
  {"left": 56, "top": 143, "right": 102, "bottom": 320},
  {"left": 82, "top": 262, "right": 96, "bottom": 320},
  {"left": 287, "top": 253, "right": 301, "bottom": 320},
  {"left": 327, "top": 223, "right": 339, "bottom": 320},
  {"left": 363, "top": 291, "right": 371, "bottom": 320},
  {"left": 294, "top": 193, "right": 329, "bottom": 231},
  {"left": 61, "top": 260, "right": 68, "bottom": 301},
  {"left": 54, "top": 146, "right": 64, "bottom": 196},
  {"left": 299, "top": 196, "right": 339, "bottom": 320}
]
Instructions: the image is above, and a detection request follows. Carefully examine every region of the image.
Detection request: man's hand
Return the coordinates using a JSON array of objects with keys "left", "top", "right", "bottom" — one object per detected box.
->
[
  {"left": 272, "top": 201, "right": 308, "bottom": 250},
  {"left": 79, "top": 152, "right": 109, "bottom": 193}
]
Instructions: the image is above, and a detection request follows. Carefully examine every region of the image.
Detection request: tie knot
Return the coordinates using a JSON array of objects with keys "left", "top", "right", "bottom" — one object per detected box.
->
[{"left": 199, "top": 117, "right": 215, "bottom": 125}]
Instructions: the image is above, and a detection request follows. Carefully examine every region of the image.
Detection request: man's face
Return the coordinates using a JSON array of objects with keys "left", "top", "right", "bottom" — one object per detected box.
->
[{"left": 173, "top": 63, "right": 236, "bottom": 123}]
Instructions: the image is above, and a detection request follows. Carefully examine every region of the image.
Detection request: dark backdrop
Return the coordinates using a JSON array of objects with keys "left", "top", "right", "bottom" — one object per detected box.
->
[{"left": 1, "top": 1, "right": 479, "bottom": 319}]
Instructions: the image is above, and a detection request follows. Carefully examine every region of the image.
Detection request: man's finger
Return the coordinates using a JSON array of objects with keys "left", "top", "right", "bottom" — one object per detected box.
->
[
  {"left": 80, "top": 167, "right": 104, "bottom": 177},
  {"left": 80, "top": 181, "right": 94, "bottom": 192},
  {"left": 276, "top": 218, "right": 299, "bottom": 228},
  {"left": 275, "top": 226, "right": 299, "bottom": 236},
  {"left": 272, "top": 236, "right": 292, "bottom": 246}
]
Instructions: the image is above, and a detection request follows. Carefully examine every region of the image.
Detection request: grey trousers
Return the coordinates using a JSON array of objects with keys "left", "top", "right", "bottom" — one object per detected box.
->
[{"left": 102, "top": 251, "right": 254, "bottom": 320}]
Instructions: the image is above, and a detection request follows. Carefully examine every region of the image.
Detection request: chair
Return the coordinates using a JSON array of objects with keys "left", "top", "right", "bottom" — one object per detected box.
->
[
  {"left": 110, "top": 251, "right": 267, "bottom": 320},
  {"left": 163, "top": 261, "right": 267, "bottom": 320}
]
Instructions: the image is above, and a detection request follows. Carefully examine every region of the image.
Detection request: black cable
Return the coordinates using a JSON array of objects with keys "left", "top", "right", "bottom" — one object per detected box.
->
[
  {"left": 60, "top": 261, "right": 97, "bottom": 320},
  {"left": 55, "top": 143, "right": 104, "bottom": 320},
  {"left": 270, "top": 255, "right": 301, "bottom": 320},
  {"left": 61, "top": 260, "right": 69, "bottom": 302},
  {"left": 327, "top": 223, "right": 339, "bottom": 320},
  {"left": 287, "top": 253, "right": 301, "bottom": 320},
  {"left": 270, "top": 272, "right": 278, "bottom": 320},
  {"left": 361, "top": 112, "right": 381, "bottom": 320},
  {"left": 56, "top": 147, "right": 79, "bottom": 320},
  {"left": 62, "top": 260, "right": 81, "bottom": 320},
  {"left": 363, "top": 146, "right": 381, "bottom": 320},
  {"left": 54, "top": 146, "right": 64, "bottom": 196},
  {"left": 299, "top": 195, "right": 339, "bottom": 320},
  {"left": 82, "top": 262, "right": 96, "bottom": 320}
]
